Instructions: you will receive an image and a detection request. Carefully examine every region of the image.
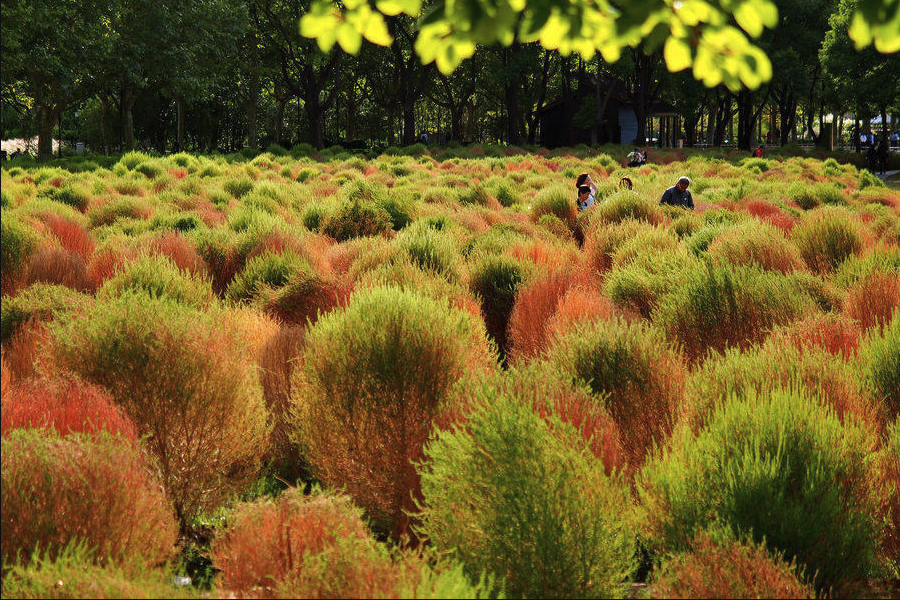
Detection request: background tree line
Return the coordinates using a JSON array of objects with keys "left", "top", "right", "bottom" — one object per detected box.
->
[{"left": 1, "top": 0, "right": 898, "bottom": 158}]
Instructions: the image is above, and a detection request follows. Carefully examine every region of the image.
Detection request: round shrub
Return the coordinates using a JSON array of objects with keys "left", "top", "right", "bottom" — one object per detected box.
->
[
  {"left": 791, "top": 207, "right": 864, "bottom": 273},
  {"left": 212, "top": 490, "right": 397, "bottom": 598},
  {"left": 842, "top": 271, "right": 900, "bottom": 332},
  {"left": 594, "top": 190, "right": 665, "bottom": 225},
  {"left": 291, "top": 287, "right": 494, "bottom": 538},
  {"left": 604, "top": 248, "right": 701, "bottom": 319},
  {"left": 875, "top": 421, "right": 900, "bottom": 573},
  {"left": 639, "top": 387, "right": 880, "bottom": 593},
  {"left": 226, "top": 250, "right": 310, "bottom": 303},
  {"left": 395, "top": 224, "right": 462, "bottom": 280},
  {"left": 38, "top": 183, "right": 91, "bottom": 212},
  {"left": 707, "top": 221, "right": 805, "bottom": 273},
  {"left": 769, "top": 312, "right": 861, "bottom": 359},
  {"left": 1, "top": 429, "right": 177, "bottom": 568},
  {"left": 654, "top": 263, "right": 815, "bottom": 364},
  {"left": 859, "top": 316, "right": 900, "bottom": 417},
  {"left": 1, "top": 542, "right": 184, "bottom": 600},
  {"left": 1, "top": 283, "right": 89, "bottom": 343},
  {"left": 321, "top": 199, "right": 392, "bottom": 241},
  {"left": 469, "top": 253, "right": 527, "bottom": 363},
  {"left": 50, "top": 293, "right": 270, "bottom": 523},
  {"left": 1, "top": 209, "right": 39, "bottom": 295},
  {"left": 651, "top": 532, "right": 813, "bottom": 599},
  {"left": 684, "top": 342, "right": 885, "bottom": 434},
  {"left": 1, "top": 377, "right": 138, "bottom": 442},
  {"left": 506, "top": 270, "right": 573, "bottom": 365},
  {"left": 23, "top": 246, "right": 91, "bottom": 292},
  {"left": 99, "top": 253, "right": 214, "bottom": 308},
  {"left": 530, "top": 185, "right": 576, "bottom": 227},
  {"left": 546, "top": 317, "right": 685, "bottom": 469},
  {"left": 416, "top": 383, "right": 635, "bottom": 599}
]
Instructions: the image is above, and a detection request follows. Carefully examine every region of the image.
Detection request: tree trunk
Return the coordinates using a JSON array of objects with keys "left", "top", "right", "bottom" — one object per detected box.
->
[
  {"left": 37, "top": 105, "right": 57, "bottom": 159},
  {"left": 504, "top": 83, "right": 525, "bottom": 146},
  {"left": 306, "top": 95, "right": 325, "bottom": 149},
  {"left": 274, "top": 98, "right": 286, "bottom": 147},
  {"left": 122, "top": 91, "right": 137, "bottom": 151},
  {"left": 99, "top": 95, "right": 111, "bottom": 155},
  {"left": 176, "top": 97, "right": 185, "bottom": 152},
  {"left": 402, "top": 99, "right": 416, "bottom": 145}
]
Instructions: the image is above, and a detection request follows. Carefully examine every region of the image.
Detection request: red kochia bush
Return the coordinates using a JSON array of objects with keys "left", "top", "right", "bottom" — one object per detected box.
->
[
  {"left": 652, "top": 533, "right": 813, "bottom": 599},
  {"left": 144, "top": 231, "right": 208, "bottom": 275},
  {"left": 773, "top": 312, "right": 862, "bottom": 359},
  {"left": 843, "top": 271, "right": 900, "bottom": 332},
  {"left": 1, "top": 428, "right": 177, "bottom": 568},
  {"left": 507, "top": 270, "right": 573, "bottom": 365},
  {"left": 1, "top": 377, "right": 138, "bottom": 442},
  {"left": 24, "top": 247, "right": 91, "bottom": 292},
  {"left": 212, "top": 490, "right": 398, "bottom": 599},
  {"left": 40, "top": 213, "right": 95, "bottom": 260},
  {"left": 258, "top": 326, "right": 308, "bottom": 479}
]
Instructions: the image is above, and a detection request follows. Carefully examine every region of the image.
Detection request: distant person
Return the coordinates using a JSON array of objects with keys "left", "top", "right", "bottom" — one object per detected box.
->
[
  {"left": 575, "top": 172, "right": 598, "bottom": 205},
  {"left": 877, "top": 138, "right": 889, "bottom": 174},
  {"left": 627, "top": 148, "right": 646, "bottom": 167},
  {"left": 577, "top": 184, "right": 595, "bottom": 212},
  {"left": 660, "top": 176, "right": 694, "bottom": 210},
  {"left": 891, "top": 131, "right": 899, "bottom": 148},
  {"left": 753, "top": 146, "right": 763, "bottom": 158},
  {"left": 766, "top": 131, "right": 773, "bottom": 144},
  {"left": 866, "top": 144, "right": 878, "bottom": 172}
]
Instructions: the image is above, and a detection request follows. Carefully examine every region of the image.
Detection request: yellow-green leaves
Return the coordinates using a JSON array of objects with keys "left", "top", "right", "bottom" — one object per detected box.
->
[
  {"left": 849, "top": 0, "right": 900, "bottom": 52},
  {"left": 664, "top": 37, "right": 692, "bottom": 71},
  {"left": 300, "top": 0, "right": 785, "bottom": 86},
  {"left": 300, "top": 1, "right": 393, "bottom": 53}
]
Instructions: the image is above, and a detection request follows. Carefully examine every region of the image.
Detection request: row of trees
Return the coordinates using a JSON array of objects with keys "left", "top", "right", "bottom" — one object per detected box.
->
[{"left": 1, "top": 0, "right": 898, "bottom": 158}]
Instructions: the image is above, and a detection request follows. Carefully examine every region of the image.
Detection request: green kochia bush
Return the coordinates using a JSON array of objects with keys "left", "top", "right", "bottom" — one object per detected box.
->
[
  {"left": 1, "top": 209, "right": 38, "bottom": 293},
  {"left": 469, "top": 253, "right": 527, "bottom": 363},
  {"left": 0, "top": 283, "right": 89, "bottom": 342},
  {"left": 321, "top": 199, "right": 393, "bottom": 241},
  {"left": 226, "top": 250, "right": 311, "bottom": 303},
  {"left": 654, "top": 262, "right": 814, "bottom": 363},
  {"left": 416, "top": 384, "right": 635, "bottom": 599},
  {"left": 1, "top": 541, "right": 190, "bottom": 600},
  {"left": 291, "top": 286, "right": 494, "bottom": 539},
  {"left": 50, "top": 293, "right": 270, "bottom": 524},
  {"left": 791, "top": 206, "right": 864, "bottom": 273},
  {"left": 860, "top": 316, "right": 900, "bottom": 417},
  {"left": 639, "top": 387, "right": 880, "bottom": 593},
  {"left": 99, "top": 253, "right": 214, "bottom": 308}
]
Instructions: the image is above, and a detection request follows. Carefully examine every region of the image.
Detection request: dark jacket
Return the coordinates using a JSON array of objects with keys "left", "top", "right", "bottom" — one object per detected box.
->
[{"left": 660, "top": 186, "right": 694, "bottom": 210}]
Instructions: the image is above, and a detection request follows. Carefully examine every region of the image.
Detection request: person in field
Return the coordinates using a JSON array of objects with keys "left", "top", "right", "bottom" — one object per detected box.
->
[
  {"left": 660, "top": 176, "right": 694, "bottom": 210},
  {"left": 577, "top": 184, "right": 595, "bottom": 212},
  {"left": 575, "top": 172, "right": 598, "bottom": 210}
]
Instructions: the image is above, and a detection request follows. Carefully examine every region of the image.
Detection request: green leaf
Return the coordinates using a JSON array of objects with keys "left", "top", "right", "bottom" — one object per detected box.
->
[
  {"left": 376, "top": 0, "right": 422, "bottom": 17},
  {"left": 733, "top": 3, "right": 764, "bottom": 37},
  {"left": 336, "top": 22, "right": 363, "bottom": 54},
  {"left": 664, "top": 36, "right": 693, "bottom": 71}
]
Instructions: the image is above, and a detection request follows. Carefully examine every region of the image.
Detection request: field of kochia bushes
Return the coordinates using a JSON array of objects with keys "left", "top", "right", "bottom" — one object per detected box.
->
[{"left": 0, "top": 142, "right": 898, "bottom": 599}]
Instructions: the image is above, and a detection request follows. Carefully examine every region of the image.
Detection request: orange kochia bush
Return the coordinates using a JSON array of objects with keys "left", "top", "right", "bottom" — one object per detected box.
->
[
  {"left": 212, "top": 490, "right": 402, "bottom": 599},
  {"left": 652, "top": 533, "right": 813, "bottom": 599},
  {"left": 1, "top": 428, "right": 177, "bottom": 568},
  {"left": 49, "top": 293, "right": 270, "bottom": 524},
  {"left": 290, "top": 286, "right": 495, "bottom": 539}
]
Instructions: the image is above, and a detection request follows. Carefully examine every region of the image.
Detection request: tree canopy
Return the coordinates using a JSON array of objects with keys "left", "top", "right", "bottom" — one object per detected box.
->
[{"left": 299, "top": 0, "right": 899, "bottom": 90}]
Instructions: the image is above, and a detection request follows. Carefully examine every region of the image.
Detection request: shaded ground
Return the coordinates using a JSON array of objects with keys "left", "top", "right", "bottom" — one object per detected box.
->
[{"left": 884, "top": 170, "right": 900, "bottom": 190}]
